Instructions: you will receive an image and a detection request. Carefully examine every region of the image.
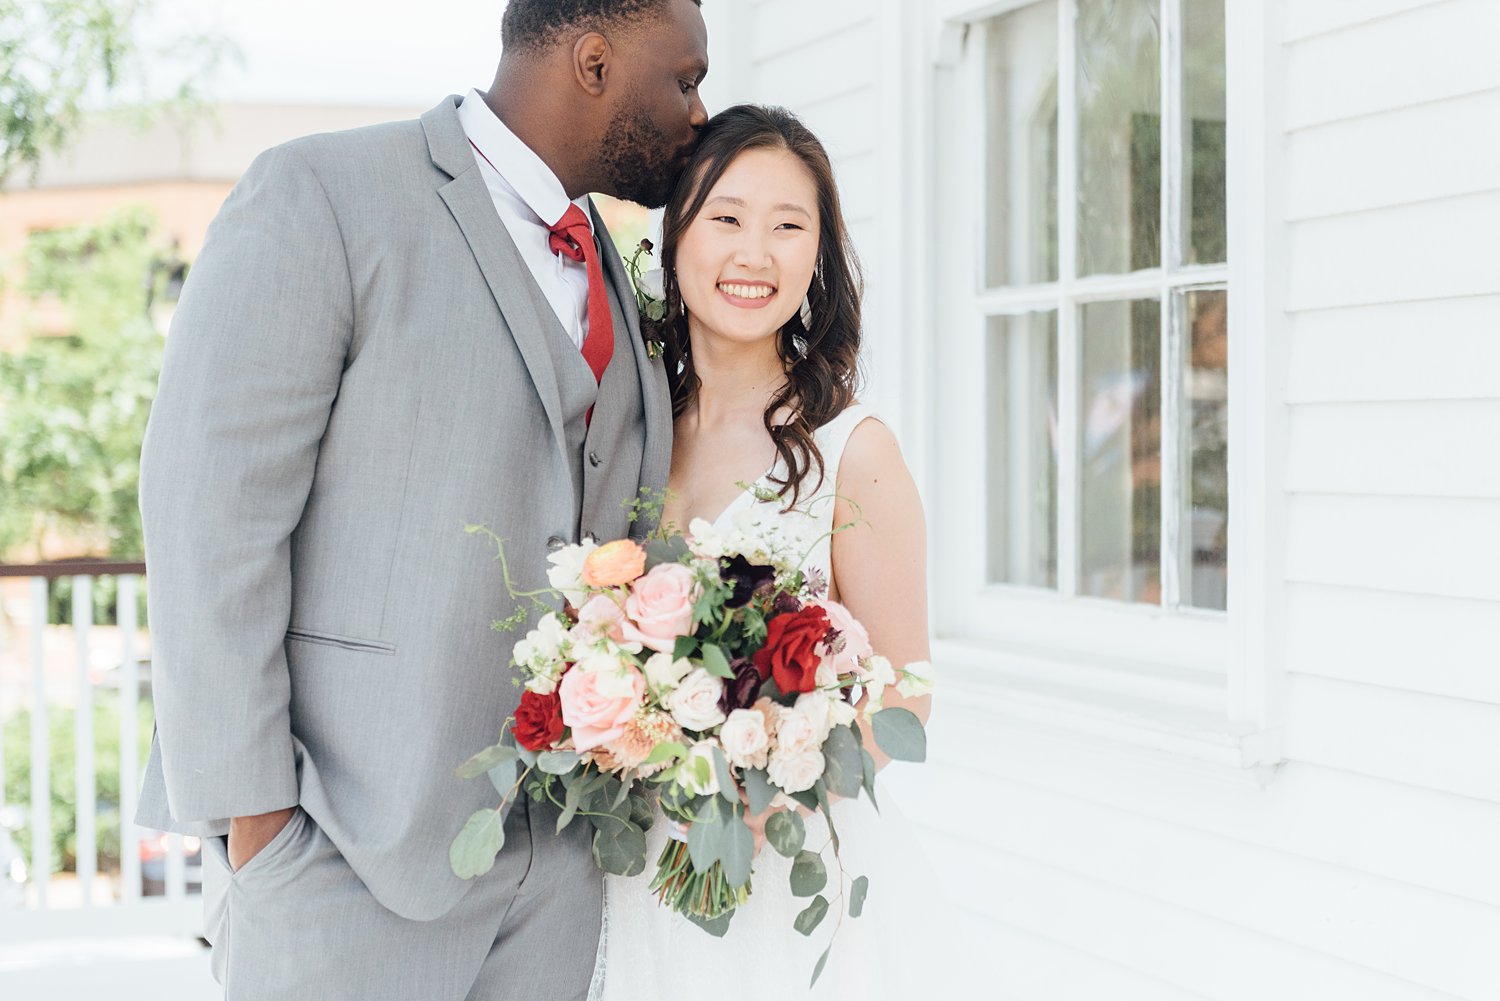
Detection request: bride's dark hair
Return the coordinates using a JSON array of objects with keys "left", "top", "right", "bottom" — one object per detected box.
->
[{"left": 654, "top": 104, "right": 863, "bottom": 508}]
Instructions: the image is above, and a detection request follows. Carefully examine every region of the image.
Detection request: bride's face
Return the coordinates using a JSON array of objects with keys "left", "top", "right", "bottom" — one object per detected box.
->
[{"left": 674, "top": 147, "right": 821, "bottom": 349}]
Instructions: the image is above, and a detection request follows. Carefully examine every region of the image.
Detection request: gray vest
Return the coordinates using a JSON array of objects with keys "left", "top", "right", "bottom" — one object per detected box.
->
[{"left": 521, "top": 231, "right": 647, "bottom": 545}]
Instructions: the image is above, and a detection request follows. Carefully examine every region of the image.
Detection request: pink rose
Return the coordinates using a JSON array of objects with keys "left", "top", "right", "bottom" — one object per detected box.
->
[
  {"left": 623, "top": 563, "right": 699, "bottom": 654},
  {"left": 812, "top": 599, "right": 872, "bottom": 679},
  {"left": 559, "top": 664, "right": 646, "bottom": 752},
  {"left": 575, "top": 593, "right": 629, "bottom": 644}
]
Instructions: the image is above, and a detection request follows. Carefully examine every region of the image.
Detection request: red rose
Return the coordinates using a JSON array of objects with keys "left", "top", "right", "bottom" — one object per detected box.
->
[
  {"left": 752, "top": 605, "right": 830, "bottom": 695},
  {"left": 514, "top": 689, "right": 565, "bottom": 751}
]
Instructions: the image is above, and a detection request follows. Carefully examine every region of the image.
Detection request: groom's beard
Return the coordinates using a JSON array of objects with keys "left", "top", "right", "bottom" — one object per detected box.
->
[{"left": 598, "top": 105, "right": 694, "bottom": 209}]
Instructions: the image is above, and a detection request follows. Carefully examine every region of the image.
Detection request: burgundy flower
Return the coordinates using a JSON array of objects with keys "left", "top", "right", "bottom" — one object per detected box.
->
[
  {"left": 722, "top": 554, "right": 776, "bottom": 607},
  {"left": 719, "top": 657, "right": 763, "bottom": 715}
]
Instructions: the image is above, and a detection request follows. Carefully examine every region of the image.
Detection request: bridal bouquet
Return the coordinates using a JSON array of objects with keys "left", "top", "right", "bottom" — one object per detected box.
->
[{"left": 449, "top": 499, "right": 932, "bottom": 962}]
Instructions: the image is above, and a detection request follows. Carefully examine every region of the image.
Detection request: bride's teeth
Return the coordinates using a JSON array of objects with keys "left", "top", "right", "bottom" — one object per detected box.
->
[{"left": 720, "top": 283, "right": 774, "bottom": 299}]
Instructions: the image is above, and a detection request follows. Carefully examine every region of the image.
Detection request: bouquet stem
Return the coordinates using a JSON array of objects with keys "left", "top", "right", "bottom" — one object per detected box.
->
[{"left": 648, "top": 839, "right": 751, "bottom": 919}]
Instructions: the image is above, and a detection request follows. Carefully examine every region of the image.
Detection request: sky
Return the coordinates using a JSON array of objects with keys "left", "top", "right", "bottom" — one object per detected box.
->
[{"left": 145, "top": 0, "right": 514, "bottom": 107}]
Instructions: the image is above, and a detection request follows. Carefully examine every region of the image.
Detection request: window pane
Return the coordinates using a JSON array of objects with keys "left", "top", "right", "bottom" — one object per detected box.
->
[
  {"left": 984, "top": 2, "right": 1059, "bottom": 288},
  {"left": 1077, "top": 0, "right": 1161, "bottom": 276},
  {"left": 986, "top": 312, "right": 1059, "bottom": 587},
  {"left": 1183, "top": 288, "right": 1228, "bottom": 609},
  {"left": 1184, "top": 0, "right": 1227, "bottom": 265},
  {"left": 1080, "top": 298, "right": 1161, "bottom": 602}
]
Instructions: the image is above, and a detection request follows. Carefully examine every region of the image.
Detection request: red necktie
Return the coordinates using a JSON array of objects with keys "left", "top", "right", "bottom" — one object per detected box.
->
[{"left": 547, "top": 204, "right": 614, "bottom": 386}]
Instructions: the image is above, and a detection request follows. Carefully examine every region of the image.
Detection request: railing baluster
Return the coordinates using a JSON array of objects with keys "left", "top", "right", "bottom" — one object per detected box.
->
[
  {"left": 73, "top": 575, "right": 97, "bottom": 907},
  {"left": 29, "top": 576, "right": 50, "bottom": 909},
  {"left": 118, "top": 575, "right": 141, "bottom": 904}
]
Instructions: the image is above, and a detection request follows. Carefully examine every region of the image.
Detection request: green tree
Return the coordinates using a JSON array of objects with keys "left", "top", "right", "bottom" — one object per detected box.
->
[
  {"left": 0, "top": 0, "right": 230, "bottom": 185},
  {"left": 0, "top": 207, "right": 167, "bottom": 560}
]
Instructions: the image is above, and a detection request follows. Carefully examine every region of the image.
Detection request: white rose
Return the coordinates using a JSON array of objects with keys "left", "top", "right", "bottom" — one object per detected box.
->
[
  {"left": 896, "top": 659, "right": 935, "bottom": 699},
  {"left": 828, "top": 697, "right": 858, "bottom": 728},
  {"left": 774, "top": 705, "right": 820, "bottom": 755},
  {"left": 547, "top": 540, "right": 598, "bottom": 606},
  {"left": 644, "top": 652, "right": 693, "bottom": 695},
  {"left": 862, "top": 654, "right": 897, "bottom": 713},
  {"left": 677, "top": 739, "right": 722, "bottom": 797},
  {"left": 719, "top": 709, "right": 771, "bottom": 769},
  {"left": 792, "top": 692, "right": 836, "bottom": 743},
  {"left": 686, "top": 517, "right": 727, "bottom": 559},
  {"left": 638, "top": 266, "right": 665, "bottom": 301},
  {"left": 666, "top": 667, "right": 727, "bottom": 732},
  {"left": 523, "top": 671, "right": 560, "bottom": 695},
  {"left": 767, "top": 747, "right": 825, "bottom": 794},
  {"left": 576, "top": 646, "right": 639, "bottom": 700}
]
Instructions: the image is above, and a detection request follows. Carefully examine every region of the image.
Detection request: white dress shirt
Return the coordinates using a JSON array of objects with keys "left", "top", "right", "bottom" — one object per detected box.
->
[{"left": 458, "top": 89, "right": 593, "bottom": 349}]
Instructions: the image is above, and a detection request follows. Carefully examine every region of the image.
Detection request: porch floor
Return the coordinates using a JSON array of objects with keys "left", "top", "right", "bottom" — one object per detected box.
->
[{"left": 0, "top": 936, "right": 216, "bottom": 1001}]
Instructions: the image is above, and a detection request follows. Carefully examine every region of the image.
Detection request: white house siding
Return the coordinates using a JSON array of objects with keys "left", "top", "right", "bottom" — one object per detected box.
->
[{"left": 711, "top": 0, "right": 1500, "bottom": 997}]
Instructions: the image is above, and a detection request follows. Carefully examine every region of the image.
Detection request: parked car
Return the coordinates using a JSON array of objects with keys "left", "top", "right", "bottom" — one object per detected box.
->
[{"left": 140, "top": 830, "right": 203, "bottom": 896}]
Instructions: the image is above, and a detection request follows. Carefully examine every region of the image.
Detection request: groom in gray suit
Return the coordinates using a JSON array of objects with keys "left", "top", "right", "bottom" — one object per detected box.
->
[{"left": 135, "top": 2, "right": 708, "bottom": 997}]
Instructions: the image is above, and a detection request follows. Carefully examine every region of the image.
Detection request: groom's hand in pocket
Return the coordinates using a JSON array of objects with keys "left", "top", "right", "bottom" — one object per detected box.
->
[{"left": 228, "top": 807, "right": 296, "bottom": 872}]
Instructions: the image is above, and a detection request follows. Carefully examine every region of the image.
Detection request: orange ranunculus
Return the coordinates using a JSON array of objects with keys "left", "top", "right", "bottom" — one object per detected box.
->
[{"left": 581, "top": 539, "right": 648, "bottom": 588}]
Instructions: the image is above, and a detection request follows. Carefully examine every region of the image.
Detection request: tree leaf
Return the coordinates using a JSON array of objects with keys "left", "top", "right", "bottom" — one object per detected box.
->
[
  {"left": 455, "top": 741, "right": 519, "bottom": 779},
  {"left": 537, "top": 749, "right": 582, "bottom": 775},
  {"left": 871, "top": 707, "right": 927, "bottom": 762},
  {"left": 449, "top": 808, "right": 506, "bottom": 879},
  {"left": 721, "top": 810, "right": 755, "bottom": 888},
  {"left": 821, "top": 724, "right": 864, "bottom": 798},
  {"left": 487, "top": 758, "right": 519, "bottom": 798},
  {"left": 765, "top": 810, "right": 806, "bottom": 858},
  {"left": 790, "top": 849, "right": 827, "bottom": 897},
  {"left": 557, "top": 773, "right": 585, "bottom": 833},
  {"left": 849, "top": 875, "right": 869, "bottom": 918},
  {"left": 793, "top": 894, "right": 829, "bottom": 936},
  {"left": 686, "top": 910, "right": 733, "bottom": 938},
  {"left": 700, "top": 641, "right": 734, "bottom": 679},
  {"left": 687, "top": 795, "right": 726, "bottom": 871},
  {"left": 643, "top": 740, "right": 688, "bottom": 766},
  {"left": 673, "top": 635, "right": 699, "bottom": 660},
  {"left": 710, "top": 744, "right": 738, "bottom": 804}
]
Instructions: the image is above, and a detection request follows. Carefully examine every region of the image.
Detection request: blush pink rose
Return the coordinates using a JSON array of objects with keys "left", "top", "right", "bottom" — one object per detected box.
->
[
  {"left": 574, "top": 593, "right": 629, "bottom": 644},
  {"left": 812, "top": 599, "right": 872, "bottom": 678},
  {"left": 558, "top": 664, "right": 646, "bottom": 752},
  {"left": 623, "top": 563, "right": 700, "bottom": 653}
]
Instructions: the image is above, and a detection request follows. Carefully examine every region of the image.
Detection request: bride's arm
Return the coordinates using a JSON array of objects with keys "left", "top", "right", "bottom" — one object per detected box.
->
[{"left": 830, "top": 417, "right": 932, "bottom": 770}]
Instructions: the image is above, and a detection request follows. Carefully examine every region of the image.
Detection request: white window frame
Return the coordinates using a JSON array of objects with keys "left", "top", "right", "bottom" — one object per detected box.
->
[{"left": 877, "top": 0, "right": 1284, "bottom": 773}]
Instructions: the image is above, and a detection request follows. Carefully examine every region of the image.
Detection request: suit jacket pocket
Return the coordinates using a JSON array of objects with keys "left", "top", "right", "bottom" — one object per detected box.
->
[{"left": 284, "top": 627, "right": 396, "bottom": 655}]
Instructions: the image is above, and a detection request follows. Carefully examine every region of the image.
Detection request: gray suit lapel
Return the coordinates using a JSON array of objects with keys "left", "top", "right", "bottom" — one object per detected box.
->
[
  {"left": 591, "top": 201, "right": 673, "bottom": 501},
  {"left": 423, "top": 98, "right": 570, "bottom": 474}
]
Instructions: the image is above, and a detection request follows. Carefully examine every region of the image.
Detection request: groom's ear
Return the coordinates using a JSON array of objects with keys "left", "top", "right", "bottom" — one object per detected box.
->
[{"left": 571, "top": 32, "right": 611, "bottom": 97}]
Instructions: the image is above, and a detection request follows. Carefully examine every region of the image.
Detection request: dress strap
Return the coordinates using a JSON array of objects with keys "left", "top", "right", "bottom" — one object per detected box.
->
[{"left": 812, "top": 404, "right": 879, "bottom": 499}]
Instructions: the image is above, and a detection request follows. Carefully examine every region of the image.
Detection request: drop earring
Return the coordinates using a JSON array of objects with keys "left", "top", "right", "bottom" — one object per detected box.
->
[{"left": 799, "top": 295, "right": 813, "bottom": 329}]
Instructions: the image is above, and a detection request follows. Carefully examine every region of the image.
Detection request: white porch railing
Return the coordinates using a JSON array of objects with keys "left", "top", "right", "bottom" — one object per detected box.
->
[{"left": 0, "top": 562, "right": 200, "bottom": 942}]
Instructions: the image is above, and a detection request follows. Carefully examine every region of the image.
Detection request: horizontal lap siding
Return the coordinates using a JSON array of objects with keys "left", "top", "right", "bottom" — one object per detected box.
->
[{"left": 733, "top": 0, "right": 1500, "bottom": 996}]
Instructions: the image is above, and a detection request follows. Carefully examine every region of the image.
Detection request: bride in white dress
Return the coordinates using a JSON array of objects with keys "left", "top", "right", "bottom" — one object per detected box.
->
[{"left": 590, "top": 105, "right": 940, "bottom": 999}]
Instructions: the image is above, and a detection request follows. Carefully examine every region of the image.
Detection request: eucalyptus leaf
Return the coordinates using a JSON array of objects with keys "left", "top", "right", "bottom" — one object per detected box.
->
[
  {"left": 687, "top": 910, "right": 733, "bottom": 938},
  {"left": 537, "top": 750, "right": 582, "bottom": 775},
  {"left": 449, "top": 808, "right": 506, "bottom": 879},
  {"left": 871, "top": 706, "right": 927, "bottom": 763},
  {"left": 455, "top": 741, "right": 519, "bottom": 780},
  {"left": 700, "top": 642, "right": 734, "bottom": 679},
  {"left": 741, "top": 768, "right": 777, "bottom": 816},
  {"left": 787, "top": 787, "right": 819, "bottom": 812},
  {"left": 487, "top": 758, "right": 519, "bottom": 798},
  {"left": 721, "top": 811, "right": 755, "bottom": 887},
  {"left": 815, "top": 781, "right": 840, "bottom": 854},
  {"left": 860, "top": 749, "right": 880, "bottom": 812},
  {"left": 710, "top": 744, "right": 738, "bottom": 804},
  {"left": 557, "top": 774, "right": 585, "bottom": 833},
  {"left": 821, "top": 725, "right": 864, "bottom": 798},
  {"left": 790, "top": 849, "right": 827, "bottom": 897},
  {"left": 687, "top": 796, "right": 726, "bottom": 871},
  {"left": 592, "top": 820, "right": 648, "bottom": 877},
  {"left": 516, "top": 743, "right": 538, "bottom": 768},
  {"left": 849, "top": 875, "right": 869, "bottom": 918},
  {"left": 645, "top": 534, "right": 690, "bottom": 569},
  {"left": 793, "top": 894, "right": 829, "bottom": 936},
  {"left": 810, "top": 944, "right": 832, "bottom": 987},
  {"left": 765, "top": 810, "right": 806, "bottom": 858}
]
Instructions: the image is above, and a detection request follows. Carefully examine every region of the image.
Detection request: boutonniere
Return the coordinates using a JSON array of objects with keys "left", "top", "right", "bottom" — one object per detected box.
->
[{"left": 624, "top": 239, "right": 667, "bottom": 360}]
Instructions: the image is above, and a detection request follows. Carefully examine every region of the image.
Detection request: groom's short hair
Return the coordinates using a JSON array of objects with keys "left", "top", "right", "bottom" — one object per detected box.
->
[{"left": 501, "top": 0, "right": 700, "bottom": 52}]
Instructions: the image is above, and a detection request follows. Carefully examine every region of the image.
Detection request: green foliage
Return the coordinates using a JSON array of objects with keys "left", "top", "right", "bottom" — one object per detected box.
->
[
  {"left": 1, "top": 697, "right": 155, "bottom": 875},
  {"left": 0, "top": 0, "right": 230, "bottom": 186},
  {"left": 0, "top": 208, "right": 168, "bottom": 561}
]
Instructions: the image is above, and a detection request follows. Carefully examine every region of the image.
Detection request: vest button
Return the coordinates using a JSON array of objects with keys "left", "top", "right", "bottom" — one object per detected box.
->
[
  {"left": 588, "top": 451, "right": 602, "bottom": 468},
  {"left": 546, "top": 535, "right": 567, "bottom": 551}
]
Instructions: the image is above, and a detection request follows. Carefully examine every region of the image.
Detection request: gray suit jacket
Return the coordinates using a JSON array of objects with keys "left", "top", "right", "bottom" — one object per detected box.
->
[{"left": 136, "top": 96, "right": 672, "bottom": 921}]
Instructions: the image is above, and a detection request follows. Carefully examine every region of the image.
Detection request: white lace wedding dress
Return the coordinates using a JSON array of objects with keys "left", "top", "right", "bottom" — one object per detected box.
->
[{"left": 588, "top": 406, "right": 948, "bottom": 1000}]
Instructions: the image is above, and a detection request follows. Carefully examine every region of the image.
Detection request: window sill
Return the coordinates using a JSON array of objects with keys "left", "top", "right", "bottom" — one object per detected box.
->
[{"left": 931, "top": 637, "right": 1283, "bottom": 781}]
